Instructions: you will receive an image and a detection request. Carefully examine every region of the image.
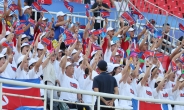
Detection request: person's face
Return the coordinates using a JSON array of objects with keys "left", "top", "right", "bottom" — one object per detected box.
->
[
  {"left": 129, "top": 31, "right": 134, "bottom": 38},
  {"left": 107, "top": 30, "right": 115, "bottom": 37},
  {"left": 57, "top": 16, "right": 64, "bottom": 21},
  {"left": 170, "top": 73, "right": 175, "bottom": 82},
  {"left": 23, "top": 59, "right": 29, "bottom": 71},
  {"left": 51, "top": 54, "right": 56, "bottom": 63},
  {"left": 115, "top": 66, "right": 122, "bottom": 73},
  {"left": 65, "top": 65, "right": 74, "bottom": 75},
  {"left": 22, "top": 46, "right": 29, "bottom": 55},
  {"left": 7, "top": 16, "right": 13, "bottom": 22},
  {"left": 127, "top": 75, "right": 133, "bottom": 84},
  {"left": 21, "top": 38, "right": 29, "bottom": 44},
  {"left": 74, "top": 26, "right": 79, "bottom": 34},
  {"left": 49, "top": 30, "right": 55, "bottom": 39},
  {"left": 0, "top": 57, "right": 6, "bottom": 67},
  {"left": 37, "top": 49, "right": 43, "bottom": 56},
  {"left": 57, "top": 52, "right": 62, "bottom": 60},
  {"left": 111, "top": 44, "right": 116, "bottom": 52},
  {"left": 97, "top": 0, "right": 102, "bottom": 3},
  {"left": 165, "top": 25, "right": 170, "bottom": 33},
  {"left": 143, "top": 43, "right": 148, "bottom": 51},
  {"left": 92, "top": 34, "right": 98, "bottom": 41},
  {"left": 7, "top": 33, "right": 14, "bottom": 42},
  {"left": 25, "top": 8, "right": 32, "bottom": 16},
  {"left": 115, "top": 55, "right": 121, "bottom": 64}
]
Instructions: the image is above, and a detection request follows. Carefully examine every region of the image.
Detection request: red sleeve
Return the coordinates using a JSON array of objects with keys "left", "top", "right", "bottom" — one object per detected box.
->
[
  {"left": 82, "top": 38, "right": 93, "bottom": 58},
  {"left": 121, "top": 40, "right": 129, "bottom": 51},
  {"left": 33, "top": 29, "right": 41, "bottom": 42},
  {"left": 102, "top": 37, "right": 108, "bottom": 54}
]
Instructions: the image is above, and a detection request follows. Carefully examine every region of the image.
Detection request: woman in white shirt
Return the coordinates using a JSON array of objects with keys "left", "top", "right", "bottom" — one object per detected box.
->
[
  {"left": 153, "top": 74, "right": 180, "bottom": 110},
  {"left": 137, "top": 60, "right": 154, "bottom": 99},
  {"left": 16, "top": 45, "right": 32, "bottom": 79},
  {"left": 173, "top": 77, "right": 184, "bottom": 110},
  {"left": 0, "top": 53, "right": 12, "bottom": 78}
]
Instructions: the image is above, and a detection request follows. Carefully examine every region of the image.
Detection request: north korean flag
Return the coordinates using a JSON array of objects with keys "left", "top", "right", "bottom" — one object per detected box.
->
[
  {"left": 179, "top": 23, "right": 184, "bottom": 33},
  {"left": 121, "top": 11, "right": 136, "bottom": 26},
  {"left": 63, "top": 0, "right": 73, "bottom": 13},
  {"left": 8, "top": 4, "right": 19, "bottom": 12}
]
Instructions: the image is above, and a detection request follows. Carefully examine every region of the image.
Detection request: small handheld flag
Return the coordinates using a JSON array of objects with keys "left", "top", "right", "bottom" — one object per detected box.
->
[
  {"left": 42, "top": 37, "right": 51, "bottom": 45},
  {"left": 154, "top": 30, "right": 162, "bottom": 39},
  {"left": 15, "top": 29, "right": 24, "bottom": 35},
  {"left": 112, "top": 36, "right": 119, "bottom": 43},
  {"left": 85, "top": 4, "right": 90, "bottom": 17},
  {"left": 8, "top": 4, "right": 19, "bottom": 12},
  {"left": 100, "top": 11, "right": 110, "bottom": 18},
  {"left": 64, "top": 38, "right": 75, "bottom": 46},
  {"left": 179, "top": 23, "right": 184, "bottom": 33},
  {"left": 32, "top": 2, "right": 48, "bottom": 12},
  {"left": 63, "top": 0, "right": 74, "bottom": 13},
  {"left": 131, "top": 9, "right": 144, "bottom": 20},
  {"left": 171, "top": 61, "right": 178, "bottom": 72},
  {"left": 121, "top": 11, "right": 136, "bottom": 26},
  {"left": 92, "top": 44, "right": 102, "bottom": 51}
]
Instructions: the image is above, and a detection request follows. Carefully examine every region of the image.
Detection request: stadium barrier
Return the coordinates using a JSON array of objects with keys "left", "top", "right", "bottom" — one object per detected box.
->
[{"left": 0, "top": 78, "right": 184, "bottom": 110}]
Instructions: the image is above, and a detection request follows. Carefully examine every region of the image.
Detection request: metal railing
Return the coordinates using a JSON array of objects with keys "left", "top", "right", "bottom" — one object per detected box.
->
[{"left": 1, "top": 78, "right": 184, "bottom": 110}]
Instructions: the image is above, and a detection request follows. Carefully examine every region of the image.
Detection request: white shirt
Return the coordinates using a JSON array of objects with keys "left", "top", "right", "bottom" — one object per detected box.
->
[
  {"left": 16, "top": 67, "right": 29, "bottom": 79},
  {"left": 82, "top": 70, "right": 98, "bottom": 104},
  {"left": 119, "top": 82, "right": 135, "bottom": 106},
  {"left": 104, "top": 48, "right": 112, "bottom": 63},
  {"left": 59, "top": 73, "right": 80, "bottom": 102},
  {"left": 173, "top": 88, "right": 184, "bottom": 110},
  {"left": 29, "top": 66, "right": 43, "bottom": 79},
  {"left": 137, "top": 83, "right": 154, "bottom": 99},
  {"left": 5, "top": 63, "right": 16, "bottom": 79},
  {"left": 113, "top": 73, "right": 122, "bottom": 88}
]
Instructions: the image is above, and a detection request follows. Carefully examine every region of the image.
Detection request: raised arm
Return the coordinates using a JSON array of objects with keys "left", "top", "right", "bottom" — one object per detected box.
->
[
  {"left": 141, "top": 60, "right": 152, "bottom": 86},
  {"left": 55, "top": 18, "right": 71, "bottom": 27},
  {"left": 17, "top": 0, "right": 23, "bottom": 16}
]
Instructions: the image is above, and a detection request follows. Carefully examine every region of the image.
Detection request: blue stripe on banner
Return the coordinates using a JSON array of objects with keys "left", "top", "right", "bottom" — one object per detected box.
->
[
  {"left": 132, "top": 99, "right": 138, "bottom": 110},
  {"left": 0, "top": 77, "right": 40, "bottom": 88},
  {"left": 162, "top": 104, "right": 169, "bottom": 110},
  {"left": 16, "top": 106, "right": 44, "bottom": 110}
]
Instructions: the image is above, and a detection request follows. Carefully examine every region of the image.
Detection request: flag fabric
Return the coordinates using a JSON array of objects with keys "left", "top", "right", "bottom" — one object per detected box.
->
[
  {"left": 63, "top": 0, "right": 74, "bottom": 13},
  {"left": 37, "top": 0, "right": 52, "bottom": 5},
  {"left": 92, "top": 43, "right": 102, "bottom": 51},
  {"left": 64, "top": 38, "right": 76, "bottom": 46},
  {"left": 179, "top": 23, "right": 184, "bottom": 33},
  {"left": 85, "top": 4, "right": 90, "bottom": 17},
  {"left": 117, "top": 48, "right": 125, "bottom": 58},
  {"left": 2, "top": 77, "right": 43, "bottom": 110},
  {"left": 171, "top": 61, "right": 178, "bottom": 72},
  {"left": 131, "top": 9, "right": 144, "bottom": 20},
  {"left": 112, "top": 36, "right": 119, "bottom": 43},
  {"left": 15, "top": 29, "right": 24, "bottom": 35},
  {"left": 8, "top": 4, "right": 19, "bottom": 12},
  {"left": 100, "top": 11, "right": 110, "bottom": 18},
  {"left": 144, "top": 50, "right": 154, "bottom": 58},
  {"left": 121, "top": 11, "right": 136, "bottom": 26},
  {"left": 145, "top": 22, "right": 154, "bottom": 32},
  {"left": 64, "top": 29, "right": 73, "bottom": 39},
  {"left": 28, "top": 18, "right": 35, "bottom": 26},
  {"left": 92, "top": 29, "right": 103, "bottom": 36},
  {"left": 132, "top": 99, "right": 168, "bottom": 110},
  {"left": 179, "top": 54, "right": 184, "bottom": 64},
  {"left": 32, "top": 2, "right": 48, "bottom": 12},
  {"left": 42, "top": 37, "right": 51, "bottom": 45}
]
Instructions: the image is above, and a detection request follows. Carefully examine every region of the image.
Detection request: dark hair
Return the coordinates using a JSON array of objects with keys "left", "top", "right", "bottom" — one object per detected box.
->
[
  {"left": 154, "top": 81, "right": 161, "bottom": 88},
  {"left": 17, "top": 62, "right": 21, "bottom": 68},
  {"left": 85, "top": 68, "right": 89, "bottom": 75},
  {"left": 137, "top": 77, "right": 143, "bottom": 84},
  {"left": 112, "top": 67, "right": 118, "bottom": 76},
  {"left": 151, "top": 66, "right": 157, "bottom": 73},
  {"left": 163, "top": 23, "right": 170, "bottom": 26},
  {"left": 178, "top": 36, "right": 184, "bottom": 42},
  {"left": 21, "top": 37, "right": 26, "bottom": 42},
  {"left": 5, "top": 35, "right": 8, "bottom": 38}
]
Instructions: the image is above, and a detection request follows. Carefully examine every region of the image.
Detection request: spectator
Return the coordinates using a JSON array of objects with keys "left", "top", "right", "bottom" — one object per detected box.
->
[
  {"left": 93, "top": 60, "right": 118, "bottom": 110},
  {"left": 90, "top": 0, "right": 110, "bottom": 30},
  {"left": 161, "top": 23, "right": 171, "bottom": 53}
]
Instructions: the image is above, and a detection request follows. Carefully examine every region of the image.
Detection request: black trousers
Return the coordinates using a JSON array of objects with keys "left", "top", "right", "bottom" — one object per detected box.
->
[
  {"left": 64, "top": 100, "right": 90, "bottom": 110},
  {"left": 94, "top": 106, "right": 115, "bottom": 110}
]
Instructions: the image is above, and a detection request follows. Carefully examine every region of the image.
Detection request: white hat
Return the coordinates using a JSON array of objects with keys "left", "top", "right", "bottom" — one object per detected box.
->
[
  {"left": 91, "top": 51, "right": 97, "bottom": 57},
  {"left": 117, "top": 35, "right": 122, "bottom": 38},
  {"left": 17, "top": 55, "right": 25, "bottom": 64},
  {"left": 21, "top": 43, "right": 29, "bottom": 48},
  {"left": 0, "top": 54, "right": 5, "bottom": 58},
  {"left": 1, "top": 48, "right": 7, "bottom": 55},
  {"left": 65, "top": 62, "right": 73, "bottom": 67},
  {"left": 21, "top": 34, "right": 30, "bottom": 39},
  {"left": 56, "top": 11, "right": 66, "bottom": 17},
  {"left": 107, "top": 27, "right": 115, "bottom": 32},
  {"left": 107, "top": 63, "right": 114, "bottom": 73},
  {"left": 40, "top": 32, "right": 46, "bottom": 40},
  {"left": 128, "top": 27, "right": 135, "bottom": 32},
  {"left": 37, "top": 43, "right": 44, "bottom": 50},
  {"left": 59, "top": 49, "right": 62, "bottom": 53},
  {"left": 156, "top": 77, "right": 163, "bottom": 83},
  {"left": 42, "top": 17, "right": 48, "bottom": 21},
  {"left": 90, "top": 29, "right": 96, "bottom": 33},
  {"left": 6, "top": 31, "right": 11, "bottom": 36},
  {"left": 71, "top": 49, "right": 78, "bottom": 55},
  {"left": 29, "top": 58, "right": 37, "bottom": 67},
  {"left": 179, "top": 77, "right": 184, "bottom": 82},
  {"left": 9, "top": 13, "right": 14, "bottom": 16},
  {"left": 138, "top": 73, "right": 145, "bottom": 80},
  {"left": 0, "top": 38, "right": 7, "bottom": 44},
  {"left": 67, "top": 56, "right": 71, "bottom": 59},
  {"left": 78, "top": 56, "right": 83, "bottom": 64},
  {"left": 110, "top": 41, "right": 115, "bottom": 45},
  {"left": 23, "top": 6, "right": 31, "bottom": 13},
  {"left": 115, "top": 52, "right": 120, "bottom": 56}
]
